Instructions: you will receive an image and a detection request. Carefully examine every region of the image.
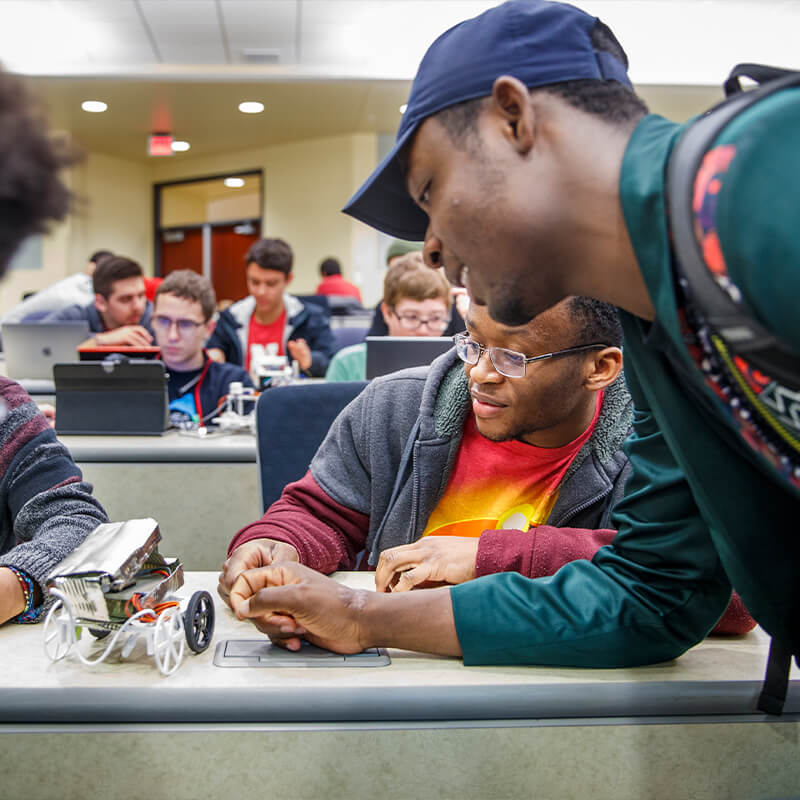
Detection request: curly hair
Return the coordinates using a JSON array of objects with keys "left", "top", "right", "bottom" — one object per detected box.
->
[
  {"left": 568, "top": 295, "right": 623, "bottom": 347},
  {"left": 0, "top": 69, "right": 79, "bottom": 275}
]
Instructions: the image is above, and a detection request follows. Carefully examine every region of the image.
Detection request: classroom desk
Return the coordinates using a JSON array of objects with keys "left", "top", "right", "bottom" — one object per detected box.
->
[
  {"left": 61, "top": 431, "right": 261, "bottom": 571},
  {"left": 1, "top": 572, "right": 798, "bottom": 800}
]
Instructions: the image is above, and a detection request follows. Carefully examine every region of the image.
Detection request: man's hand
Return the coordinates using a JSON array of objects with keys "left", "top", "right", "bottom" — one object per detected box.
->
[
  {"left": 93, "top": 326, "right": 153, "bottom": 347},
  {"left": 230, "top": 563, "right": 369, "bottom": 653},
  {"left": 374, "top": 536, "right": 479, "bottom": 593},
  {"left": 287, "top": 338, "right": 312, "bottom": 371},
  {"left": 218, "top": 538, "right": 300, "bottom": 608}
]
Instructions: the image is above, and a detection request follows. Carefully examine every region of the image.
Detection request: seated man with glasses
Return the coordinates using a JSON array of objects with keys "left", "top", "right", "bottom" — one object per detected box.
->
[
  {"left": 325, "top": 252, "right": 453, "bottom": 382},
  {"left": 220, "top": 295, "right": 756, "bottom": 642},
  {"left": 152, "top": 270, "right": 253, "bottom": 428}
]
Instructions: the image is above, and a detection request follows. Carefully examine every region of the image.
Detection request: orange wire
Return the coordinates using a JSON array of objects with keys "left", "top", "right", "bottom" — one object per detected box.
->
[{"left": 124, "top": 592, "right": 179, "bottom": 622}]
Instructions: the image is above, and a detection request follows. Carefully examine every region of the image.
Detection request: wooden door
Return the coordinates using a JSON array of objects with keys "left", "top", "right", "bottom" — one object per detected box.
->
[
  {"left": 159, "top": 228, "right": 203, "bottom": 277},
  {"left": 211, "top": 221, "right": 261, "bottom": 305}
]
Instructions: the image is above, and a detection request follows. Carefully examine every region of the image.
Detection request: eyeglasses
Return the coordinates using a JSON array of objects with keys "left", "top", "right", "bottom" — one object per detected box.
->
[
  {"left": 153, "top": 315, "right": 205, "bottom": 335},
  {"left": 453, "top": 333, "right": 608, "bottom": 379},
  {"left": 391, "top": 307, "right": 450, "bottom": 333}
]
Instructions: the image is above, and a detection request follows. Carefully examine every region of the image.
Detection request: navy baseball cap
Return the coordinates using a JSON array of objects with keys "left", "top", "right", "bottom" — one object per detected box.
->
[{"left": 343, "top": 0, "right": 631, "bottom": 241}]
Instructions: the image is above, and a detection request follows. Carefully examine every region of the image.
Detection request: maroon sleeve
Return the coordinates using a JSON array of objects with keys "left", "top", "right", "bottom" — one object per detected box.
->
[
  {"left": 475, "top": 525, "right": 616, "bottom": 578},
  {"left": 227, "top": 470, "right": 369, "bottom": 574},
  {"left": 475, "top": 524, "right": 757, "bottom": 635}
]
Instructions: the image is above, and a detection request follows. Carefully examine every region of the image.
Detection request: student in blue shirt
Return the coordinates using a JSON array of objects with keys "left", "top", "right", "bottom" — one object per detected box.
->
[{"left": 152, "top": 270, "right": 253, "bottom": 427}]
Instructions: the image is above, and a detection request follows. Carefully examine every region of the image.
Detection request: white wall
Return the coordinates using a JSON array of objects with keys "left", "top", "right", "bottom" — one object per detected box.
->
[
  {"left": 0, "top": 149, "right": 152, "bottom": 315},
  {"left": 150, "top": 132, "right": 384, "bottom": 301},
  {"left": 0, "top": 130, "right": 387, "bottom": 315}
]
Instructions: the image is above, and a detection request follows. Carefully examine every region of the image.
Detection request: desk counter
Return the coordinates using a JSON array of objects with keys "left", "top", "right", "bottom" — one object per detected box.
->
[
  {"left": 61, "top": 429, "right": 257, "bottom": 463},
  {"left": 61, "top": 432, "right": 260, "bottom": 571},
  {"left": 0, "top": 572, "right": 798, "bottom": 800}
]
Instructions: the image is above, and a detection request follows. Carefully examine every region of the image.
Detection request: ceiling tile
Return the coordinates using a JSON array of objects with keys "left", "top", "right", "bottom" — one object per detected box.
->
[
  {"left": 221, "top": 0, "right": 297, "bottom": 64},
  {"left": 138, "top": 0, "right": 227, "bottom": 63}
]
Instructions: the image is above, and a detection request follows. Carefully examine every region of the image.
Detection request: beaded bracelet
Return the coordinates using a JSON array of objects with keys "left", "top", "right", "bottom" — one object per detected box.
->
[{"left": 6, "top": 566, "right": 42, "bottom": 623}]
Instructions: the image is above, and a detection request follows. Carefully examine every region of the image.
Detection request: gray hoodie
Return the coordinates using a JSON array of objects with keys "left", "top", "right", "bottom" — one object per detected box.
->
[{"left": 311, "top": 349, "right": 633, "bottom": 566}]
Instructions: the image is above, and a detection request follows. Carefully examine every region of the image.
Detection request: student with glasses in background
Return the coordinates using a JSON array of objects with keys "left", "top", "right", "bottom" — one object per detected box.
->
[
  {"left": 220, "top": 293, "right": 757, "bottom": 643},
  {"left": 325, "top": 252, "right": 453, "bottom": 382},
  {"left": 152, "top": 270, "right": 253, "bottom": 429}
]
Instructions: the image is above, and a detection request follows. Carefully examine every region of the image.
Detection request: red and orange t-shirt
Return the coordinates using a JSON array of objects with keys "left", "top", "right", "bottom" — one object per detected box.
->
[
  {"left": 422, "top": 392, "right": 602, "bottom": 538},
  {"left": 245, "top": 308, "right": 286, "bottom": 372}
]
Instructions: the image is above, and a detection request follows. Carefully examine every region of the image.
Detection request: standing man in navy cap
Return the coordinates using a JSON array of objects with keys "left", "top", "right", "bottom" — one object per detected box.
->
[{"left": 226, "top": 0, "right": 800, "bottom": 708}]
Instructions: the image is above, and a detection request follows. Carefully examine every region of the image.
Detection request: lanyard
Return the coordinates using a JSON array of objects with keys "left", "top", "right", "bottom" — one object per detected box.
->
[{"left": 176, "top": 351, "right": 213, "bottom": 422}]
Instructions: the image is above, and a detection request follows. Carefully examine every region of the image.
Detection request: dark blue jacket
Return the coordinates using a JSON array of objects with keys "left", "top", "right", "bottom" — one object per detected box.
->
[
  {"left": 167, "top": 358, "right": 253, "bottom": 422},
  {"left": 207, "top": 294, "right": 336, "bottom": 377},
  {"left": 43, "top": 301, "right": 153, "bottom": 334}
]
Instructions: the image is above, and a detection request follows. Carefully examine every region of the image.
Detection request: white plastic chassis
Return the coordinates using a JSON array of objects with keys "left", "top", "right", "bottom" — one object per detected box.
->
[{"left": 43, "top": 587, "right": 186, "bottom": 676}]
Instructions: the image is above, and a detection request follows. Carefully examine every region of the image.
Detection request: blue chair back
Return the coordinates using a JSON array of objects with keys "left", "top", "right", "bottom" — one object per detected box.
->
[
  {"left": 255, "top": 381, "right": 368, "bottom": 511},
  {"left": 295, "top": 294, "right": 331, "bottom": 317},
  {"left": 332, "top": 326, "right": 368, "bottom": 353}
]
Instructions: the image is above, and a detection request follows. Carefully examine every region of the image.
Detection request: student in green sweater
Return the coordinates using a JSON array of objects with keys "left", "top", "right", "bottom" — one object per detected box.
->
[{"left": 227, "top": 1, "right": 799, "bottom": 699}]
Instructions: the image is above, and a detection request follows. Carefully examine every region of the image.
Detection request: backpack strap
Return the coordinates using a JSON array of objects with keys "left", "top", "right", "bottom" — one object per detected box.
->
[
  {"left": 668, "top": 64, "right": 800, "bottom": 714},
  {"left": 723, "top": 63, "right": 799, "bottom": 96},
  {"left": 667, "top": 64, "right": 800, "bottom": 389},
  {"left": 757, "top": 638, "right": 793, "bottom": 715}
]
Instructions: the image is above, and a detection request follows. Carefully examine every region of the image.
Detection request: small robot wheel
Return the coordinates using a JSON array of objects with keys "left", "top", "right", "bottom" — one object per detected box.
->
[
  {"left": 184, "top": 590, "right": 215, "bottom": 653},
  {"left": 153, "top": 606, "right": 185, "bottom": 675},
  {"left": 89, "top": 628, "right": 112, "bottom": 640},
  {"left": 43, "top": 596, "right": 75, "bottom": 662}
]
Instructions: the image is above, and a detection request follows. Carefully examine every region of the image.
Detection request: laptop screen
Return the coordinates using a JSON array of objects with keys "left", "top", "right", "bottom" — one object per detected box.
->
[{"left": 365, "top": 336, "right": 454, "bottom": 380}]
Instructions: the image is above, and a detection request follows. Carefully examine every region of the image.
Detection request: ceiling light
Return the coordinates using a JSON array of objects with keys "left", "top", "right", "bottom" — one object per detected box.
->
[
  {"left": 171, "top": 140, "right": 190, "bottom": 152},
  {"left": 81, "top": 100, "right": 107, "bottom": 113},
  {"left": 224, "top": 177, "right": 245, "bottom": 188},
  {"left": 238, "top": 101, "right": 264, "bottom": 114},
  {"left": 399, "top": 104, "right": 408, "bottom": 114}
]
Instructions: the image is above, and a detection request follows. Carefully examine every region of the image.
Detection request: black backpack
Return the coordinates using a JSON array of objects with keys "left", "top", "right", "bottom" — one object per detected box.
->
[{"left": 666, "top": 63, "right": 800, "bottom": 714}]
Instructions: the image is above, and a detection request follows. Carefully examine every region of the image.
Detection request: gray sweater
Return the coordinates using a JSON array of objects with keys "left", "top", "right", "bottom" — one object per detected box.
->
[
  {"left": 0, "top": 378, "right": 108, "bottom": 620},
  {"left": 311, "top": 349, "right": 633, "bottom": 566}
]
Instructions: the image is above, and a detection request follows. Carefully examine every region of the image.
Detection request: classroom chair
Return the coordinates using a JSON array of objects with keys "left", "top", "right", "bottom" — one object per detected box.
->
[
  {"left": 255, "top": 380, "right": 368, "bottom": 511},
  {"left": 331, "top": 325, "right": 368, "bottom": 353}
]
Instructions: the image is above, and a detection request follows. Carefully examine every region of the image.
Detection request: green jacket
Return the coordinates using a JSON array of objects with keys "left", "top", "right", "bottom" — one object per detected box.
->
[{"left": 451, "top": 92, "right": 800, "bottom": 666}]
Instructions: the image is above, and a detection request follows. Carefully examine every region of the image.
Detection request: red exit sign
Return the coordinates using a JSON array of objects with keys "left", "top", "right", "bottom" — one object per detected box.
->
[{"left": 148, "top": 133, "right": 174, "bottom": 157}]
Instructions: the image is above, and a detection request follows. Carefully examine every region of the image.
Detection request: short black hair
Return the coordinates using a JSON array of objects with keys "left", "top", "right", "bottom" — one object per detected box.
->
[
  {"left": 0, "top": 70, "right": 79, "bottom": 276},
  {"left": 245, "top": 238, "right": 293, "bottom": 276},
  {"left": 89, "top": 249, "right": 114, "bottom": 265},
  {"left": 568, "top": 296, "right": 623, "bottom": 348},
  {"left": 93, "top": 256, "right": 144, "bottom": 298},
  {"left": 320, "top": 257, "right": 341, "bottom": 276},
  {"left": 435, "top": 20, "right": 648, "bottom": 143}
]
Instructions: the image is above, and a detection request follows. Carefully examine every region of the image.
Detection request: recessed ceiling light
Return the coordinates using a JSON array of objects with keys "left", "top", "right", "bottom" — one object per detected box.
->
[
  {"left": 399, "top": 104, "right": 408, "bottom": 114},
  {"left": 171, "top": 140, "right": 190, "bottom": 152},
  {"left": 224, "top": 177, "right": 245, "bottom": 188},
  {"left": 238, "top": 101, "right": 264, "bottom": 114},
  {"left": 82, "top": 100, "right": 107, "bottom": 113}
]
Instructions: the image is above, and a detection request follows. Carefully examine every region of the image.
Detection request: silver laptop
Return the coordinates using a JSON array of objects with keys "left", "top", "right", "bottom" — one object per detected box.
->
[{"left": 1, "top": 321, "right": 90, "bottom": 380}]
